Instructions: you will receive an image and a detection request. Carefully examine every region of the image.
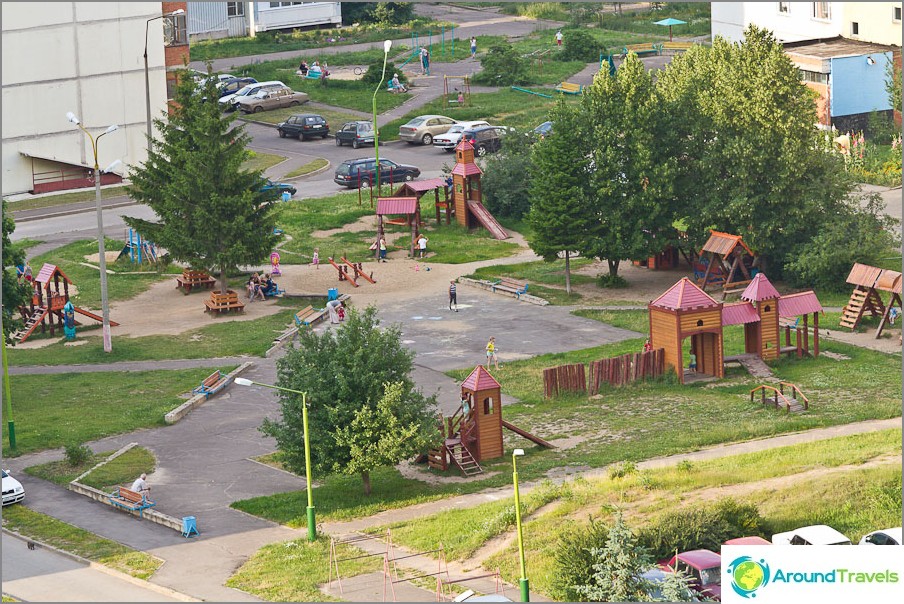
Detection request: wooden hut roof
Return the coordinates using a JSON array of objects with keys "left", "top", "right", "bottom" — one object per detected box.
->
[
  {"left": 394, "top": 178, "right": 448, "bottom": 194},
  {"left": 700, "top": 231, "right": 753, "bottom": 256},
  {"left": 650, "top": 277, "right": 720, "bottom": 311},
  {"left": 846, "top": 263, "right": 902, "bottom": 293},
  {"left": 722, "top": 302, "right": 761, "bottom": 325},
  {"left": 375, "top": 197, "right": 418, "bottom": 215},
  {"left": 741, "top": 273, "right": 781, "bottom": 302},
  {"left": 461, "top": 366, "right": 500, "bottom": 391},
  {"left": 451, "top": 162, "right": 483, "bottom": 177},
  {"left": 34, "top": 263, "right": 72, "bottom": 286},
  {"left": 778, "top": 291, "right": 823, "bottom": 318}
]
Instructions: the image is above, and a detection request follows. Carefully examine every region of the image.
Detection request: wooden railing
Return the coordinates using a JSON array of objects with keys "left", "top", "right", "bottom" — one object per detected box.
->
[
  {"left": 779, "top": 382, "right": 809, "bottom": 410},
  {"left": 750, "top": 385, "right": 794, "bottom": 412}
]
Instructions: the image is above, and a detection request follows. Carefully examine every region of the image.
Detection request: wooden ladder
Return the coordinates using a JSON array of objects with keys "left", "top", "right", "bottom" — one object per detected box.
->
[
  {"left": 840, "top": 288, "right": 870, "bottom": 329},
  {"left": 15, "top": 307, "right": 49, "bottom": 343},
  {"left": 446, "top": 440, "right": 483, "bottom": 476}
]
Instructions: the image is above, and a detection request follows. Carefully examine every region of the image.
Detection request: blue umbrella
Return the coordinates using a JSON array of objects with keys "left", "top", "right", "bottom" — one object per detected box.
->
[{"left": 654, "top": 17, "right": 687, "bottom": 42}]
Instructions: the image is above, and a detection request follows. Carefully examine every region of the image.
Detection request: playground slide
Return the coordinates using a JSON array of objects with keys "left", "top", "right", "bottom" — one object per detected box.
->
[
  {"left": 74, "top": 307, "right": 120, "bottom": 326},
  {"left": 466, "top": 201, "right": 508, "bottom": 240},
  {"left": 501, "top": 420, "right": 555, "bottom": 449}
]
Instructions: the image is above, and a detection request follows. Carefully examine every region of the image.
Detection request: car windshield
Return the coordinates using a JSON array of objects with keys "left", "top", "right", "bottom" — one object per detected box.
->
[
  {"left": 235, "top": 87, "right": 256, "bottom": 97},
  {"left": 406, "top": 118, "right": 426, "bottom": 127},
  {"left": 446, "top": 125, "right": 464, "bottom": 134},
  {"left": 699, "top": 567, "right": 720, "bottom": 585},
  {"left": 2, "top": 470, "right": 8, "bottom": 478},
  {"left": 336, "top": 163, "right": 352, "bottom": 175}
]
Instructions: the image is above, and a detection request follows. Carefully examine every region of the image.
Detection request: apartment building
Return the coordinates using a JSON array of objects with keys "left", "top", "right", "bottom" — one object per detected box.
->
[{"left": 187, "top": 2, "right": 342, "bottom": 42}]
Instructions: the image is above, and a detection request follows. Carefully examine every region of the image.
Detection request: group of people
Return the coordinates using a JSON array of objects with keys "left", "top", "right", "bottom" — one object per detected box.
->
[
  {"left": 297, "top": 60, "right": 329, "bottom": 80},
  {"left": 246, "top": 272, "right": 278, "bottom": 301}
]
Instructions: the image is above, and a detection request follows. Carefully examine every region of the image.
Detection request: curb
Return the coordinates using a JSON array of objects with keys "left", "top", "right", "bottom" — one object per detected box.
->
[
  {"left": 1, "top": 528, "right": 200, "bottom": 602},
  {"left": 164, "top": 362, "right": 254, "bottom": 424},
  {"left": 283, "top": 159, "right": 332, "bottom": 182},
  {"left": 458, "top": 277, "right": 549, "bottom": 306},
  {"left": 14, "top": 200, "right": 138, "bottom": 223}
]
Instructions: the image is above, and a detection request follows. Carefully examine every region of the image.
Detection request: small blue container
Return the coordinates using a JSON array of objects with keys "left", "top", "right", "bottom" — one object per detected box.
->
[
  {"left": 328, "top": 288, "right": 338, "bottom": 301},
  {"left": 281, "top": 191, "right": 291, "bottom": 202},
  {"left": 182, "top": 516, "right": 199, "bottom": 538}
]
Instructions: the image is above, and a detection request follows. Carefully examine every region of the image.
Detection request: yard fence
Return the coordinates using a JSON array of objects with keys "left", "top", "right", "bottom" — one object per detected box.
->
[{"left": 543, "top": 348, "right": 665, "bottom": 398}]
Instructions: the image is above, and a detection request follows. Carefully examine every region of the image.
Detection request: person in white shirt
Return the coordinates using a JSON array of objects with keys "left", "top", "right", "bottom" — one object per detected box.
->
[
  {"left": 556, "top": 30, "right": 563, "bottom": 47},
  {"left": 417, "top": 234, "right": 428, "bottom": 258},
  {"left": 131, "top": 473, "right": 151, "bottom": 498}
]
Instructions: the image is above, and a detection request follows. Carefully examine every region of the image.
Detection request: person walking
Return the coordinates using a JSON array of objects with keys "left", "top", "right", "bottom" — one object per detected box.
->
[
  {"left": 449, "top": 280, "right": 458, "bottom": 312},
  {"left": 555, "top": 30, "right": 563, "bottom": 47},
  {"left": 470, "top": 36, "right": 477, "bottom": 58},
  {"left": 485, "top": 337, "right": 500, "bottom": 370},
  {"left": 417, "top": 233, "right": 428, "bottom": 258}
]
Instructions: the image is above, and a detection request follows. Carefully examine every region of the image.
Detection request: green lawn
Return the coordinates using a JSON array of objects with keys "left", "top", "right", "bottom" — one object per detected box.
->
[
  {"left": 24, "top": 447, "right": 156, "bottom": 491},
  {"left": 243, "top": 151, "right": 287, "bottom": 172},
  {"left": 285, "top": 158, "right": 330, "bottom": 179},
  {"left": 5, "top": 186, "right": 131, "bottom": 212},
  {"left": 2, "top": 369, "right": 230, "bottom": 456},
  {"left": 1, "top": 506, "right": 163, "bottom": 580},
  {"left": 597, "top": 2, "right": 712, "bottom": 38}
]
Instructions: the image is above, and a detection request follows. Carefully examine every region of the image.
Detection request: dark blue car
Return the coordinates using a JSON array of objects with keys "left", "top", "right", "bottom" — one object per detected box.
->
[{"left": 260, "top": 178, "right": 296, "bottom": 197}]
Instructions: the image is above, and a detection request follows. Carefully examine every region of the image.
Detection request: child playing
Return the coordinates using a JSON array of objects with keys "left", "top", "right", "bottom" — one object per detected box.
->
[
  {"left": 312, "top": 248, "right": 320, "bottom": 269},
  {"left": 485, "top": 337, "right": 501, "bottom": 370},
  {"left": 688, "top": 352, "right": 697, "bottom": 372}
]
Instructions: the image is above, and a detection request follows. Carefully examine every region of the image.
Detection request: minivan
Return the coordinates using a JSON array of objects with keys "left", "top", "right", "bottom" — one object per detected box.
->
[
  {"left": 335, "top": 121, "right": 378, "bottom": 148},
  {"left": 219, "top": 80, "right": 286, "bottom": 112},
  {"left": 334, "top": 158, "right": 420, "bottom": 188}
]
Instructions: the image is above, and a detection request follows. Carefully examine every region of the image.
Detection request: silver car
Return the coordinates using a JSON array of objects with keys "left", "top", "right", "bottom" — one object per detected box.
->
[
  {"left": 236, "top": 89, "right": 309, "bottom": 114},
  {"left": 399, "top": 115, "right": 457, "bottom": 145}
]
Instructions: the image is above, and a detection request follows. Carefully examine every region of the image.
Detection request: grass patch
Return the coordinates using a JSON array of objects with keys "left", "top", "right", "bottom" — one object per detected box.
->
[
  {"left": 243, "top": 151, "right": 287, "bottom": 172},
  {"left": 5, "top": 186, "right": 131, "bottom": 212},
  {"left": 239, "top": 105, "right": 362, "bottom": 127},
  {"left": 1, "top": 506, "right": 163, "bottom": 580},
  {"left": 2, "top": 369, "right": 229, "bottom": 456},
  {"left": 572, "top": 309, "right": 649, "bottom": 333},
  {"left": 597, "top": 2, "right": 712, "bottom": 38},
  {"left": 24, "top": 451, "right": 112, "bottom": 485},
  {"left": 24, "top": 447, "right": 156, "bottom": 492},
  {"left": 466, "top": 258, "right": 596, "bottom": 287},
  {"left": 419, "top": 222, "right": 521, "bottom": 264},
  {"left": 285, "top": 158, "right": 330, "bottom": 179},
  {"left": 226, "top": 536, "right": 381, "bottom": 602}
]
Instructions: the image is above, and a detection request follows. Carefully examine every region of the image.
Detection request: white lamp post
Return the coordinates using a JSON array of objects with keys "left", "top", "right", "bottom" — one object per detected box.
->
[{"left": 372, "top": 40, "right": 393, "bottom": 197}]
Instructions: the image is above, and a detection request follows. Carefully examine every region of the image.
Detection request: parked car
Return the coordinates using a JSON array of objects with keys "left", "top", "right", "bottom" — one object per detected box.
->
[
  {"left": 218, "top": 80, "right": 286, "bottom": 112},
  {"left": 662, "top": 550, "right": 722, "bottom": 601},
  {"left": 399, "top": 115, "right": 457, "bottom": 145},
  {"left": 859, "top": 528, "right": 902, "bottom": 545},
  {"left": 432, "top": 121, "right": 491, "bottom": 152},
  {"left": 533, "top": 121, "right": 553, "bottom": 138},
  {"left": 278, "top": 114, "right": 329, "bottom": 140},
  {"left": 461, "top": 125, "right": 509, "bottom": 156},
  {"left": 260, "top": 178, "right": 297, "bottom": 196},
  {"left": 335, "top": 121, "right": 378, "bottom": 149},
  {"left": 236, "top": 88, "right": 309, "bottom": 114},
  {"left": 641, "top": 568, "right": 701, "bottom": 602},
  {"left": 772, "top": 525, "right": 852, "bottom": 545},
  {"left": 2, "top": 469, "right": 25, "bottom": 506},
  {"left": 216, "top": 77, "right": 257, "bottom": 99},
  {"left": 334, "top": 158, "right": 420, "bottom": 188},
  {"left": 723, "top": 536, "right": 771, "bottom": 546}
]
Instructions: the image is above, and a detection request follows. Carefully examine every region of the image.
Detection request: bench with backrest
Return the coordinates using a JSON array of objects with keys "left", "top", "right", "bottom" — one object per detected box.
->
[
  {"left": 294, "top": 305, "right": 326, "bottom": 328},
  {"left": 555, "top": 82, "right": 583, "bottom": 95},
  {"left": 176, "top": 269, "right": 216, "bottom": 294},
  {"left": 492, "top": 277, "right": 529, "bottom": 298},
  {"left": 108, "top": 486, "right": 156, "bottom": 518},
  {"left": 621, "top": 43, "right": 662, "bottom": 57},
  {"left": 660, "top": 41, "right": 695, "bottom": 53},
  {"left": 192, "top": 370, "right": 228, "bottom": 398},
  {"left": 204, "top": 290, "right": 245, "bottom": 314}
]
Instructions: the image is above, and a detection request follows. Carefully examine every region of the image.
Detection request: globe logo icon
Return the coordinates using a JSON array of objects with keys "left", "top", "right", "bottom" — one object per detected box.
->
[{"left": 728, "top": 556, "right": 770, "bottom": 598}]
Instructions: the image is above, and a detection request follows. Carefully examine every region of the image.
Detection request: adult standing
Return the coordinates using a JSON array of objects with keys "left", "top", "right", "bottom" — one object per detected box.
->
[
  {"left": 555, "top": 30, "right": 563, "bottom": 47},
  {"left": 417, "top": 233, "right": 429, "bottom": 258},
  {"left": 420, "top": 47, "right": 430, "bottom": 75},
  {"left": 470, "top": 37, "right": 477, "bottom": 58},
  {"left": 449, "top": 280, "right": 458, "bottom": 312}
]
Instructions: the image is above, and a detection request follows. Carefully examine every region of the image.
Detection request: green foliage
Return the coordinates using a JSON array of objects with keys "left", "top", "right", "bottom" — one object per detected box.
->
[
  {"left": 261, "top": 306, "right": 437, "bottom": 494},
  {"left": 607, "top": 460, "right": 637, "bottom": 479},
  {"left": 561, "top": 28, "right": 605, "bottom": 62},
  {"left": 575, "top": 512, "right": 656, "bottom": 602},
  {"left": 552, "top": 515, "right": 610, "bottom": 601},
  {"left": 885, "top": 58, "right": 902, "bottom": 114},
  {"left": 783, "top": 193, "right": 900, "bottom": 292},
  {"left": 125, "top": 67, "right": 278, "bottom": 292},
  {"left": 473, "top": 43, "right": 529, "bottom": 86},
  {"left": 481, "top": 130, "right": 535, "bottom": 219},
  {"left": 360, "top": 60, "right": 406, "bottom": 86},
  {"left": 1, "top": 201, "right": 29, "bottom": 341},
  {"left": 639, "top": 498, "right": 767, "bottom": 561},
  {"left": 596, "top": 273, "right": 629, "bottom": 288},
  {"left": 866, "top": 110, "right": 899, "bottom": 145},
  {"left": 342, "top": 2, "right": 413, "bottom": 26},
  {"left": 64, "top": 443, "right": 93, "bottom": 467}
]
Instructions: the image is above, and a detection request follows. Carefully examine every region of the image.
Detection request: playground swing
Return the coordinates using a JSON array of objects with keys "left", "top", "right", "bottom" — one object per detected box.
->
[
  {"left": 443, "top": 75, "right": 471, "bottom": 109},
  {"left": 118, "top": 228, "right": 158, "bottom": 264}
]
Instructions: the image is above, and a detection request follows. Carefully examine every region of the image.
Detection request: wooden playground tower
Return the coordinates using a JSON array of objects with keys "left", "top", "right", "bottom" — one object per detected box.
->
[
  {"left": 15, "top": 263, "right": 118, "bottom": 343},
  {"left": 695, "top": 231, "right": 758, "bottom": 298},
  {"left": 428, "top": 366, "right": 553, "bottom": 476},
  {"left": 450, "top": 139, "right": 508, "bottom": 240},
  {"left": 840, "top": 263, "right": 902, "bottom": 338}
]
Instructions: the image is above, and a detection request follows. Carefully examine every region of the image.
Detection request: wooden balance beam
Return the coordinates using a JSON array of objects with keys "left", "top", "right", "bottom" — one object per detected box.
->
[
  {"left": 501, "top": 420, "right": 556, "bottom": 449},
  {"left": 328, "top": 257, "right": 358, "bottom": 287},
  {"left": 340, "top": 257, "right": 376, "bottom": 284}
]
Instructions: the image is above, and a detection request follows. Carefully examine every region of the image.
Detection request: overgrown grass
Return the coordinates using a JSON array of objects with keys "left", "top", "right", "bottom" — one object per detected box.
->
[
  {"left": 243, "top": 151, "right": 287, "bottom": 172},
  {"left": 226, "top": 535, "right": 381, "bottom": 602},
  {"left": 1, "top": 506, "right": 163, "bottom": 580},
  {"left": 25, "top": 447, "right": 156, "bottom": 492},
  {"left": 5, "top": 186, "right": 131, "bottom": 212},
  {"left": 2, "top": 369, "right": 227, "bottom": 456},
  {"left": 285, "top": 158, "right": 330, "bottom": 179},
  {"left": 598, "top": 2, "right": 712, "bottom": 38}
]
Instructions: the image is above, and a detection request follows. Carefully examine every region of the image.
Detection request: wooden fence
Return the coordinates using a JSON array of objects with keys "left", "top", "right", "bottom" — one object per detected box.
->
[{"left": 543, "top": 349, "right": 665, "bottom": 398}]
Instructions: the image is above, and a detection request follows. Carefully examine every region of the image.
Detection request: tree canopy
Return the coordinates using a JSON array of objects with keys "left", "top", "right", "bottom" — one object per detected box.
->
[{"left": 2, "top": 202, "right": 30, "bottom": 342}]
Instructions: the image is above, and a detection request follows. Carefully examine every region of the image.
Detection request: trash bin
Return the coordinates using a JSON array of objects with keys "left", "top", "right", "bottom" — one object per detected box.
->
[
  {"left": 328, "top": 288, "right": 338, "bottom": 301},
  {"left": 281, "top": 191, "right": 291, "bottom": 202},
  {"left": 182, "top": 516, "right": 199, "bottom": 538}
]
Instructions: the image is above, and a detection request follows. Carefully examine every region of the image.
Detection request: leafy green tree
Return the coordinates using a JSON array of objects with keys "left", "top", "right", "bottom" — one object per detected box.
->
[
  {"left": 560, "top": 28, "right": 604, "bottom": 62},
  {"left": 125, "top": 68, "right": 279, "bottom": 293},
  {"left": 575, "top": 512, "right": 656, "bottom": 602},
  {"left": 481, "top": 131, "right": 534, "bottom": 220},
  {"left": 474, "top": 43, "right": 529, "bottom": 86},
  {"left": 261, "top": 306, "right": 438, "bottom": 495},
  {"left": 2, "top": 201, "right": 30, "bottom": 342},
  {"left": 361, "top": 60, "right": 406, "bottom": 86},
  {"left": 341, "top": 2, "right": 412, "bottom": 26},
  {"left": 527, "top": 99, "right": 594, "bottom": 293},
  {"left": 333, "top": 381, "right": 437, "bottom": 494},
  {"left": 885, "top": 57, "right": 902, "bottom": 114}
]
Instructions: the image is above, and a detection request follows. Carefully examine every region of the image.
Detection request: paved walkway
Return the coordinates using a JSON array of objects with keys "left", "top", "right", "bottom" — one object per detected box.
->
[{"left": 7, "top": 357, "right": 251, "bottom": 375}]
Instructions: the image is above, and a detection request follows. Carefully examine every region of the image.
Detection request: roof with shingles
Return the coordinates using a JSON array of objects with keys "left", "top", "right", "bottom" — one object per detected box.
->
[
  {"left": 778, "top": 292, "right": 824, "bottom": 318},
  {"left": 701, "top": 231, "right": 753, "bottom": 256},
  {"left": 375, "top": 197, "right": 418, "bottom": 215},
  {"left": 847, "top": 263, "right": 902, "bottom": 293},
  {"left": 741, "top": 273, "right": 781, "bottom": 302},
  {"left": 461, "top": 365, "right": 500, "bottom": 391},
  {"left": 395, "top": 178, "right": 448, "bottom": 194},
  {"left": 35, "top": 263, "right": 71, "bottom": 286},
  {"left": 650, "top": 277, "right": 721, "bottom": 311},
  {"left": 721, "top": 302, "right": 761, "bottom": 326}
]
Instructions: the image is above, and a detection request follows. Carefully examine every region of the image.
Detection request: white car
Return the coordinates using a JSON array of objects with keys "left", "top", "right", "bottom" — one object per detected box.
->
[
  {"left": 2, "top": 469, "right": 25, "bottom": 506},
  {"left": 218, "top": 80, "right": 286, "bottom": 112},
  {"left": 772, "top": 525, "right": 851, "bottom": 545},
  {"left": 860, "top": 528, "right": 903, "bottom": 545},
  {"left": 432, "top": 121, "right": 491, "bottom": 151}
]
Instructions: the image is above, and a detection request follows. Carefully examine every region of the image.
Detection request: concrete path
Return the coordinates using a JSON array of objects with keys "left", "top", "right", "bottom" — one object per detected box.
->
[{"left": 7, "top": 357, "right": 251, "bottom": 375}]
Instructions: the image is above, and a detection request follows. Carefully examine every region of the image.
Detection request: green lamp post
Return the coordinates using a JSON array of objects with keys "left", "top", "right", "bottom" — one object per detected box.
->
[{"left": 512, "top": 448, "right": 529, "bottom": 601}]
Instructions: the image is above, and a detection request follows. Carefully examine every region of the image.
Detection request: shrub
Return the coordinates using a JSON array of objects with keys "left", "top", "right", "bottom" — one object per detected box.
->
[
  {"left": 608, "top": 460, "right": 637, "bottom": 479},
  {"left": 596, "top": 273, "right": 628, "bottom": 288},
  {"left": 676, "top": 459, "right": 695, "bottom": 473},
  {"left": 360, "top": 60, "right": 406, "bottom": 86},
  {"left": 480, "top": 131, "right": 534, "bottom": 219},
  {"left": 560, "top": 28, "right": 605, "bottom": 62},
  {"left": 64, "top": 443, "right": 93, "bottom": 467},
  {"left": 639, "top": 498, "right": 767, "bottom": 560},
  {"left": 552, "top": 515, "right": 610, "bottom": 601},
  {"left": 473, "top": 43, "right": 529, "bottom": 86}
]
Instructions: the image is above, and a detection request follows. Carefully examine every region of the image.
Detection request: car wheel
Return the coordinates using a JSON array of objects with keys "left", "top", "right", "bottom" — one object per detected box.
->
[
  {"left": 352, "top": 139, "right": 360, "bottom": 149},
  {"left": 299, "top": 134, "right": 307, "bottom": 141},
  {"left": 360, "top": 178, "right": 371, "bottom": 189},
  {"left": 322, "top": 133, "right": 329, "bottom": 139},
  {"left": 278, "top": 130, "right": 286, "bottom": 138},
  {"left": 476, "top": 145, "right": 488, "bottom": 156},
  {"left": 422, "top": 133, "right": 433, "bottom": 145},
  {"left": 253, "top": 106, "right": 264, "bottom": 113},
  {"left": 335, "top": 137, "right": 342, "bottom": 146},
  {"left": 444, "top": 148, "right": 453, "bottom": 153},
  {"left": 290, "top": 101, "right": 300, "bottom": 107},
  {"left": 405, "top": 174, "right": 414, "bottom": 181}
]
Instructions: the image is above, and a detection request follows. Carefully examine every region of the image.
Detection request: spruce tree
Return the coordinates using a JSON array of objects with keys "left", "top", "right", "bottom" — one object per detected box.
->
[{"left": 126, "top": 69, "right": 278, "bottom": 292}]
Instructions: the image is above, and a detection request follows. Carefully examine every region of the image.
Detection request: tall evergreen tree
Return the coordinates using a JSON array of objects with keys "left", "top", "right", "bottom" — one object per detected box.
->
[
  {"left": 125, "top": 69, "right": 278, "bottom": 292},
  {"left": 2, "top": 201, "right": 30, "bottom": 342},
  {"left": 575, "top": 512, "right": 656, "bottom": 602}
]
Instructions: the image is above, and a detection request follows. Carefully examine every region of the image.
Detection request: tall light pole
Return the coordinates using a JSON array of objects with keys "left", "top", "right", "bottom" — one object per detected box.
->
[
  {"left": 372, "top": 39, "right": 392, "bottom": 197},
  {"left": 234, "top": 378, "right": 316, "bottom": 542},
  {"left": 67, "top": 112, "right": 119, "bottom": 353},
  {"left": 144, "top": 9, "right": 185, "bottom": 157},
  {"left": 2, "top": 317, "right": 16, "bottom": 452},
  {"left": 512, "top": 448, "right": 530, "bottom": 602}
]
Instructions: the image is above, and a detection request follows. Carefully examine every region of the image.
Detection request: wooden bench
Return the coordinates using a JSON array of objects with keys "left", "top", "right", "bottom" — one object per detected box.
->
[
  {"left": 492, "top": 277, "right": 529, "bottom": 298},
  {"left": 192, "top": 370, "right": 228, "bottom": 398},
  {"left": 107, "top": 486, "right": 156, "bottom": 518},
  {"left": 555, "top": 82, "right": 583, "bottom": 95},
  {"left": 621, "top": 43, "right": 662, "bottom": 57},
  {"left": 176, "top": 269, "right": 216, "bottom": 294},
  {"left": 660, "top": 41, "right": 695, "bottom": 52},
  {"left": 204, "top": 290, "right": 245, "bottom": 314},
  {"left": 294, "top": 305, "right": 327, "bottom": 328}
]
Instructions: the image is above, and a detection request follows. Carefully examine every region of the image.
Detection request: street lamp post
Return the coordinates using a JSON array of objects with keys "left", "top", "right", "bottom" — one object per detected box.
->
[
  {"left": 144, "top": 9, "right": 185, "bottom": 157},
  {"left": 2, "top": 317, "right": 16, "bottom": 452},
  {"left": 234, "top": 378, "right": 316, "bottom": 542},
  {"left": 512, "top": 448, "right": 530, "bottom": 602},
  {"left": 67, "top": 112, "right": 119, "bottom": 353},
  {"left": 372, "top": 39, "right": 392, "bottom": 197}
]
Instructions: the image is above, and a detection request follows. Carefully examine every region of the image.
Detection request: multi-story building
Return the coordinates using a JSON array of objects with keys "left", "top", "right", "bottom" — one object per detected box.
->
[
  {"left": 711, "top": 2, "right": 902, "bottom": 130},
  {"left": 187, "top": 2, "right": 341, "bottom": 42},
  {"left": 1, "top": 2, "right": 188, "bottom": 196}
]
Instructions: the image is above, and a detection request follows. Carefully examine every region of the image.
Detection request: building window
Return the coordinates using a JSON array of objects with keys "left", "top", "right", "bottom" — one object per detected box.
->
[
  {"left": 227, "top": 2, "right": 244, "bottom": 17},
  {"left": 269, "top": 2, "right": 303, "bottom": 7},
  {"left": 800, "top": 69, "right": 829, "bottom": 85},
  {"left": 812, "top": 2, "right": 830, "bottom": 20},
  {"left": 778, "top": 2, "right": 790, "bottom": 13},
  {"left": 851, "top": 21, "right": 859, "bottom": 35},
  {"left": 163, "top": 14, "right": 188, "bottom": 46},
  {"left": 895, "top": 5, "right": 902, "bottom": 22}
]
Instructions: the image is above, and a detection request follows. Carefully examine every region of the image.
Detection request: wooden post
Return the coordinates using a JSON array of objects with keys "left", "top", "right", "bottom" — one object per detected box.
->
[
  {"left": 796, "top": 328, "right": 803, "bottom": 358},
  {"left": 803, "top": 314, "right": 809, "bottom": 355},
  {"left": 700, "top": 253, "right": 714, "bottom": 290},
  {"left": 813, "top": 312, "right": 819, "bottom": 357},
  {"left": 785, "top": 325, "right": 791, "bottom": 348}
]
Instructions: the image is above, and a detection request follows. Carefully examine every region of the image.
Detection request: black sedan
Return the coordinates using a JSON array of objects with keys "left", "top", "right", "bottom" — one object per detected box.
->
[
  {"left": 334, "top": 158, "right": 420, "bottom": 188},
  {"left": 277, "top": 114, "right": 329, "bottom": 140}
]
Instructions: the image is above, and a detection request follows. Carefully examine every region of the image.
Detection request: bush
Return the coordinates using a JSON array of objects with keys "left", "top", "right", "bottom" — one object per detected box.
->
[
  {"left": 473, "top": 43, "right": 529, "bottom": 86},
  {"left": 552, "top": 516, "right": 610, "bottom": 601},
  {"left": 866, "top": 110, "right": 898, "bottom": 144},
  {"left": 639, "top": 498, "right": 767, "bottom": 560},
  {"left": 360, "top": 60, "right": 406, "bottom": 86},
  {"left": 480, "top": 131, "right": 534, "bottom": 219},
  {"left": 608, "top": 460, "right": 637, "bottom": 479},
  {"left": 596, "top": 273, "right": 628, "bottom": 288},
  {"left": 64, "top": 443, "right": 93, "bottom": 467},
  {"left": 560, "top": 28, "right": 605, "bottom": 62}
]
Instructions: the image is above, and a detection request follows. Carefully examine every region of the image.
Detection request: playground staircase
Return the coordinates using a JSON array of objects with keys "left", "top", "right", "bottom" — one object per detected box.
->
[
  {"left": 840, "top": 287, "right": 884, "bottom": 330},
  {"left": 14, "top": 307, "right": 49, "bottom": 343},
  {"left": 751, "top": 382, "right": 809, "bottom": 413},
  {"left": 467, "top": 201, "right": 508, "bottom": 240},
  {"left": 445, "top": 438, "right": 483, "bottom": 476},
  {"left": 428, "top": 403, "right": 485, "bottom": 477}
]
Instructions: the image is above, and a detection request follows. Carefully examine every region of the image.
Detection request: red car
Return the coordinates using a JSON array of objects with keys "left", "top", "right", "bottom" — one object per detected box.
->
[
  {"left": 724, "top": 536, "right": 771, "bottom": 546},
  {"left": 662, "top": 549, "right": 722, "bottom": 601}
]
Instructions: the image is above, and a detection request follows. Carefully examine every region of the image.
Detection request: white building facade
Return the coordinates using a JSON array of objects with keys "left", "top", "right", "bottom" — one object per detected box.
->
[
  {"left": 187, "top": 1, "right": 341, "bottom": 42},
  {"left": 1, "top": 2, "right": 171, "bottom": 196}
]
